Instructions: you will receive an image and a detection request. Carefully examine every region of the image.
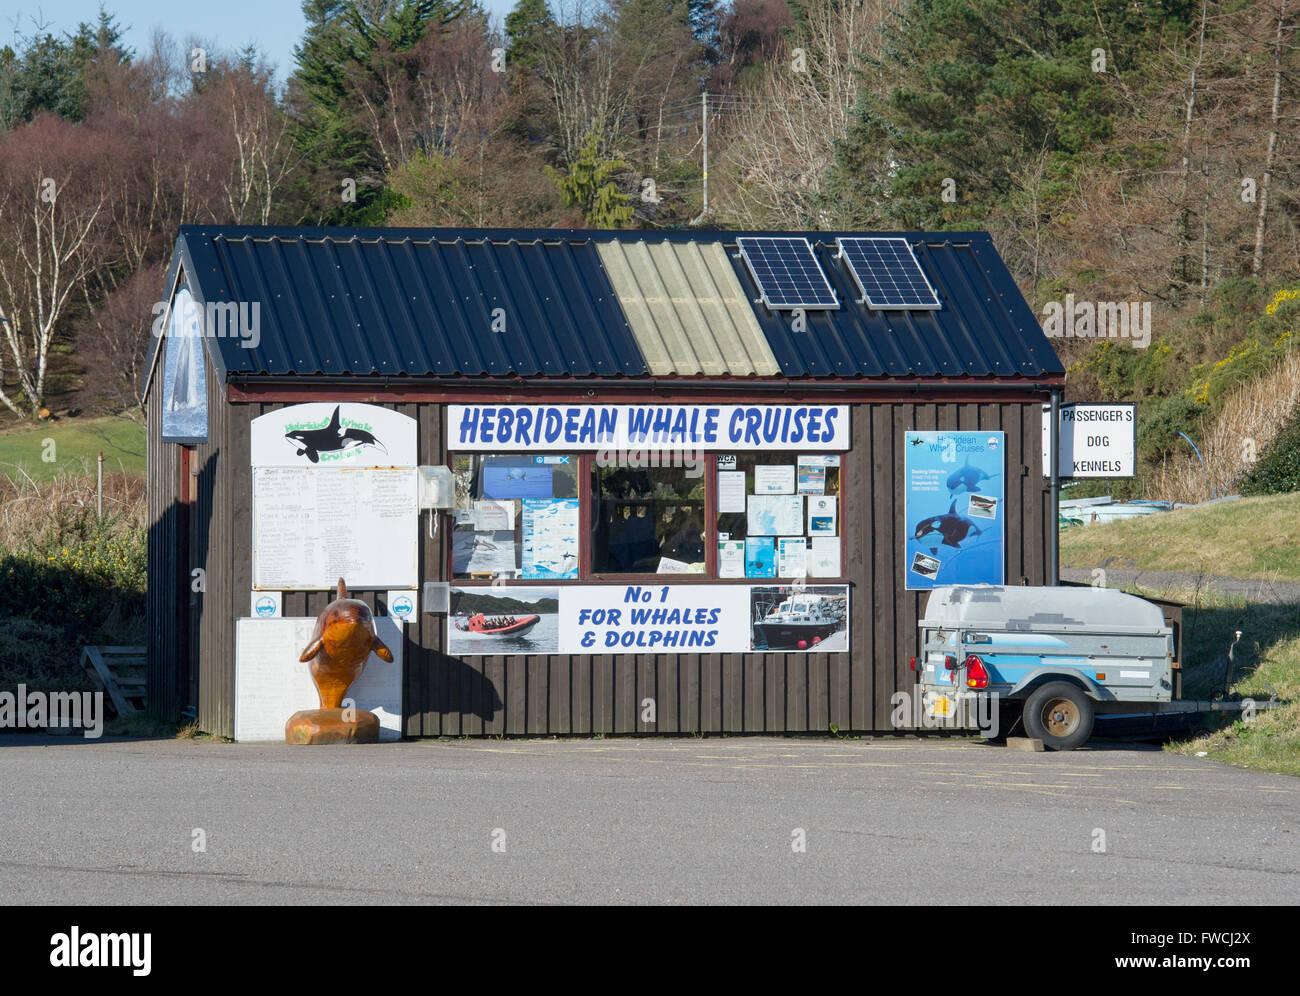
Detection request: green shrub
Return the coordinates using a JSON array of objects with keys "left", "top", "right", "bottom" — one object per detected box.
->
[
  {"left": 1138, "top": 392, "right": 1208, "bottom": 463},
  {"left": 0, "top": 515, "right": 145, "bottom": 691},
  {"left": 1241, "top": 405, "right": 1300, "bottom": 495}
]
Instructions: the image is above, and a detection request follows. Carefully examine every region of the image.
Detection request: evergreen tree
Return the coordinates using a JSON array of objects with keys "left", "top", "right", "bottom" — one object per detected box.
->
[
  {"left": 826, "top": 0, "right": 1199, "bottom": 230},
  {"left": 549, "top": 127, "right": 635, "bottom": 227},
  {"left": 289, "top": 0, "right": 468, "bottom": 224},
  {"left": 505, "top": 0, "right": 555, "bottom": 76}
]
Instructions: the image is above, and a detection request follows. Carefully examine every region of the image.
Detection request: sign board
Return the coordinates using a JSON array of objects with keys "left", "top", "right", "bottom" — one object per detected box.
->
[
  {"left": 445, "top": 584, "right": 849, "bottom": 655},
  {"left": 904, "top": 431, "right": 1005, "bottom": 590},
  {"left": 234, "top": 617, "right": 403, "bottom": 742},
  {"left": 1042, "top": 403, "right": 1137, "bottom": 478},
  {"left": 251, "top": 404, "right": 419, "bottom": 590},
  {"left": 252, "top": 403, "right": 416, "bottom": 466},
  {"left": 448, "top": 404, "right": 849, "bottom": 451}
]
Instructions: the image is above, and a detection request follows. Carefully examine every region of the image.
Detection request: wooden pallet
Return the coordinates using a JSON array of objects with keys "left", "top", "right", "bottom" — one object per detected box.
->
[{"left": 80, "top": 646, "right": 147, "bottom": 717}]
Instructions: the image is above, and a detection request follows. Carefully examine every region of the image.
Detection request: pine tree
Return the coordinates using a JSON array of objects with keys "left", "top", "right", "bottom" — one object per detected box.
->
[{"left": 505, "top": 0, "right": 555, "bottom": 76}]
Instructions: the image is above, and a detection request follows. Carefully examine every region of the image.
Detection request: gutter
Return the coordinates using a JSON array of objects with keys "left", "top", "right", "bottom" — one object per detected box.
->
[{"left": 227, "top": 373, "right": 1065, "bottom": 402}]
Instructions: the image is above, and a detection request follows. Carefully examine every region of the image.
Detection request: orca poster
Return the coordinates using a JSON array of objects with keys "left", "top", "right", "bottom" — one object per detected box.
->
[{"left": 904, "top": 431, "right": 1004, "bottom": 590}]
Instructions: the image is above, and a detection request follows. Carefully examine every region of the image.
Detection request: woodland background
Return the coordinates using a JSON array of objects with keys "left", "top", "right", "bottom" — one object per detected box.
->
[{"left": 1, "top": 0, "right": 1300, "bottom": 498}]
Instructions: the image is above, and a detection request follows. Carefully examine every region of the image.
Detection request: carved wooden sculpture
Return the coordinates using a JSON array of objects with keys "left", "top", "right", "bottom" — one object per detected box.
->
[{"left": 286, "top": 578, "right": 394, "bottom": 744}]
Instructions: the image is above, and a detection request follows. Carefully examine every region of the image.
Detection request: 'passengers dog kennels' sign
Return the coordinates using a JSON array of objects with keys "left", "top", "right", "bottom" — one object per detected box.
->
[{"left": 904, "top": 431, "right": 1005, "bottom": 590}]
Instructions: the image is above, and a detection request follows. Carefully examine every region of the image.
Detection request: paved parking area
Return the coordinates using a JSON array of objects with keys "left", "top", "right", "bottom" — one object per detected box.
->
[{"left": 1, "top": 735, "right": 1295, "bottom": 904}]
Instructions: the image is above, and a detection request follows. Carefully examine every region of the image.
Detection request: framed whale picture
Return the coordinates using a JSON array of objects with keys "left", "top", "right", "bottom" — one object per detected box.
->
[{"left": 903, "top": 430, "right": 1005, "bottom": 590}]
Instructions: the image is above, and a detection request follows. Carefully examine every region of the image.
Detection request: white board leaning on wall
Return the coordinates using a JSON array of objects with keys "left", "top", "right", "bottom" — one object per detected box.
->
[{"left": 234, "top": 617, "right": 403, "bottom": 742}]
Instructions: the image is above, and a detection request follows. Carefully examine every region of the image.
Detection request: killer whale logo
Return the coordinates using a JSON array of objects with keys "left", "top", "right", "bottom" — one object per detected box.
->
[
  {"left": 914, "top": 500, "right": 983, "bottom": 552},
  {"left": 285, "top": 406, "right": 388, "bottom": 463}
]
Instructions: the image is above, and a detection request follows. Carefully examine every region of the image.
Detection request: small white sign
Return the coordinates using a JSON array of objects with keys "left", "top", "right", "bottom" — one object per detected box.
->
[
  {"left": 251, "top": 590, "right": 282, "bottom": 618},
  {"left": 717, "top": 471, "right": 747, "bottom": 513},
  {"left": 754, "top": 464, "right": 796, "bottom": 494},
  {"left": 387, "top": 590, "right": 418, "bottom": 621},
  {"left": 1042, "top": 402, "right": 1137, "bottom": 478}
]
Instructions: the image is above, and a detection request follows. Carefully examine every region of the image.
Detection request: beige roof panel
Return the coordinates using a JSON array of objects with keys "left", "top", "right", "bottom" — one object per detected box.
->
[{"left": 597, "top": 240, "right": 781, "bottom": 377}]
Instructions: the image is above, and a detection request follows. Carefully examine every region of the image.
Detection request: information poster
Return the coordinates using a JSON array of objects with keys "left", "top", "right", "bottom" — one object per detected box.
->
[
  {"left": 808, "top": 536, "right": 841, "bottom": 577},
  {"left": 807, "top": 496, "right": 837, "bottom": 535},
  {"left": 452, "top": 529, "right": 518, "bottom": 576},
  {"left": 473, "top": 500, "right": 514, "bottom": 530},
  {"left": 717, "top": 471, "right": 747, "bottom": 513},
  {"left": 777, "top": 537, "right": 807, "bottom": 578},
  {"left": 747, "top": 495, "right": 804, "bottom": 536},
  {"left": 754, "top": 464, "right": 796, "bottom": 494},
  {"left": 796, "top": 458, "right": 826, "bottom": 494},
  {"left": 904, "top": 430, "right": 1005, "bottom": 590},
  {"left": 718, "top": 540, "right": 745, "bottom": 578},
  {"left": 521, "top": 498, "right": 579, "bottom": 579},
  {"left": 253, "top": 467, "right": 418, "bottom": 590},
  {"left": 251, "top": 404, "right": 419, "bottom": 591},
  {"left": 745, "top": 536, "right": 776, "bottom": 577}
]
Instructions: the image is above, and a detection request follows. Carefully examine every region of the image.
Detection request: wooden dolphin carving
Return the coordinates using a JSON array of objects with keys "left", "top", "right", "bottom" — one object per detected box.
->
[{"left": 297, "top": 578, "right": 394, "bottom": 711}]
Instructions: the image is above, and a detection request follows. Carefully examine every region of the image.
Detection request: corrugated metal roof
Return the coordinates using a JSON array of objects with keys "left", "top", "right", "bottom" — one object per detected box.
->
[
  {"left": 597, "top": 240, "right": 779, "bottom": 377},
  {"left": 145, "top": 225, "right": 1063, "bottom": 397},
  {"left": 172, "top": 230, "right": 647, "bottom": 382}
]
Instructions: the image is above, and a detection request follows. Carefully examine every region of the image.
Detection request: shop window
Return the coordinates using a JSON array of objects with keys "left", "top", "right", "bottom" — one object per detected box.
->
[
  {"left": 451, "top": 454, "right": 579, "bottom": 580},
  {"left": 590, "top": 464, "right": 706, "bottom": 575},
  {"left": 716, "top": 453, "right": 841, "bottom": 579},
  {"left": 449, "top": 450, "right": 842, "bottom": 582}
]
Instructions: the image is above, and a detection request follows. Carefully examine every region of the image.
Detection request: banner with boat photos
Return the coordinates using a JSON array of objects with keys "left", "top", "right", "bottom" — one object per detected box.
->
[{"left": 448, "top": 584, "right": 849, "bottom": 655}]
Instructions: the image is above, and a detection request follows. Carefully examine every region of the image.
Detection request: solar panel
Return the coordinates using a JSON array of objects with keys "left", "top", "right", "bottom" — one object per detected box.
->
[
  {"left": 836, "top": 237, "right": 941, "bottom": 311},
  {"left": 736, "top": 237, "right": 839, "bottom": 310}
]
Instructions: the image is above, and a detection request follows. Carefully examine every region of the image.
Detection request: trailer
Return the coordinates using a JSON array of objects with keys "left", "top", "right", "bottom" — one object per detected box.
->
[{"left": 915, "top": 585, "right": 1273, "bottom": 750}]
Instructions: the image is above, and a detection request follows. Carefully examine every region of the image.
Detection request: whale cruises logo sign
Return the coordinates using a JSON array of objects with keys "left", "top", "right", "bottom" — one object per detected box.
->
[
  {"left": 251, "top": 403, "right": 417, "bottom": 467},
  {"left": 903, "top": 430, "right": 1005, "bottom": 590}
]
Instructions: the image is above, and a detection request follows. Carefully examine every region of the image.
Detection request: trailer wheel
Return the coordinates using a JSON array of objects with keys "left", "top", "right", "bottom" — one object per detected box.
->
[{"left": 1023, "top": 682, "right": 1094, "bottom": 751}]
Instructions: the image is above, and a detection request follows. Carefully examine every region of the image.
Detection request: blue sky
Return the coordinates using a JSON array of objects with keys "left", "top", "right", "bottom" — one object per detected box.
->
[{"left": 4, "top": 0, "right": 516, "bottom": 83}]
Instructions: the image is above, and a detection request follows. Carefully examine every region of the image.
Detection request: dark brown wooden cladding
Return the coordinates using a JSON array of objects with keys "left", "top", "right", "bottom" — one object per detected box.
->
[{"left": 148, "top": 395, "right": 1048, "bottom": 738}]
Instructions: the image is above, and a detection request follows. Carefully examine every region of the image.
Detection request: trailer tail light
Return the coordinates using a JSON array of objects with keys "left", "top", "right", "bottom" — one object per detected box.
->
[
  {"left": 944, "top": 655, "right": 957, "bottom": 670},
  {"left": 965, "top": 654, "right": 990, "bottom": 689},
  {"left": 909, "top": 657, "right": 916, "bottom": 671}
]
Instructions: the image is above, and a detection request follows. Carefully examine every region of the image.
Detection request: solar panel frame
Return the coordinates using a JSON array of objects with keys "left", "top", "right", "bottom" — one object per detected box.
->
[
  {"left": 736, "top": 236, "right": 840, "bottom": 311},
  {"left": 836, "top": 237, "right": 942, "bottom": 311}
]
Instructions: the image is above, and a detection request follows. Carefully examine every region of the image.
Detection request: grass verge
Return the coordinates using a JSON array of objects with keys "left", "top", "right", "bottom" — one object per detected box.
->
[
  {"left": 1125, "top": 583, "right": 1300, "bottom": 776},
  {"left": 0, "top": 415, "right": 145, "bottom": 483},
  {"left": 1060, "top": 493, "right": 1300, "bottom": 581}
]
